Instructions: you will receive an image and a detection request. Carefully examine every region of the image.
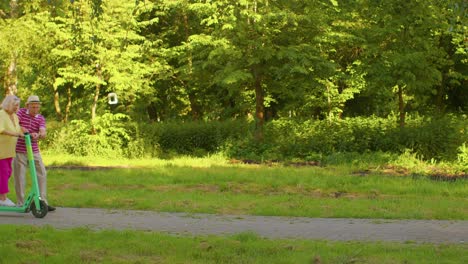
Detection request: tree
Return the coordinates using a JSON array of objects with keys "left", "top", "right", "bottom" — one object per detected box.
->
[
  {"left": 359, "top": 0, "right": 449, "bottom": 126},
  {"left": 182, "top": 0, "right": 338, "bottom": 139},
  {"left": 48, "top": 0, "right": 152, "bottom": 125},
  {"left": 432, "top": 0, "right": 468, "bottom": 113}
]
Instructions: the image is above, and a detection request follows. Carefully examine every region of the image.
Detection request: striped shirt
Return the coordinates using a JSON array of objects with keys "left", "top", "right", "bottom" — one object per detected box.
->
[{"left": 15, "top": 108, "right": 46, "bottom": 153}]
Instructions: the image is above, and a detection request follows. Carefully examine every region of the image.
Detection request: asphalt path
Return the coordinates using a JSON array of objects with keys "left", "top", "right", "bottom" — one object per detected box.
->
[{"left": 0, "top": 207, "right": 466, "bottom": 244}]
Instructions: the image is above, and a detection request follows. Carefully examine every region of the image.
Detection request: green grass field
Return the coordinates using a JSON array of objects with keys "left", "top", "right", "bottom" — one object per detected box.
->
[
  {"left": 1, "top": 226, "right": 466, "bottom": 264},
  {"left": 29, "top": 152, "right": 467, "bottom": 220},
  {"left": 0, "top": 153, "right": 466, "bottom": 263},
  {"left": 38, "top": 165, "right": 466, "bottom": 219}
]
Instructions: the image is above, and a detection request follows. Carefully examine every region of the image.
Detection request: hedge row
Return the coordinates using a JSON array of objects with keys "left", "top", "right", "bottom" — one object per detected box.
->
[{"left": 43, "top": 114, "right": 467, "bottom": 162}]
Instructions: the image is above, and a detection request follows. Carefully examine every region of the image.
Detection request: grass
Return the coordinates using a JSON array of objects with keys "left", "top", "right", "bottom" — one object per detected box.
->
[
  {"left": 1, "top": 152, "right": 466, "bottom": 263},
  {"left": 0, "top": 225, "right": 466, "bottom": 264},
  {"left": 6, "top": 152, "right": 465, "bottom": 220},
  {"left": 43, "top": 152, "right": 232, "bottom": 168}
]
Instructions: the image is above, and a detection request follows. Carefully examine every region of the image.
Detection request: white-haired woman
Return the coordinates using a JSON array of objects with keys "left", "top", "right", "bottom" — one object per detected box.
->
[{"left": 0, "top": 95, "right": 23, "bottom": 206}]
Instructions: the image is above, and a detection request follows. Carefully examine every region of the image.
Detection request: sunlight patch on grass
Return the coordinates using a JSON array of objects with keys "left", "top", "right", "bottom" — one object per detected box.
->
[{"left": 43, "top": 152, "right": 232, "bottom": 168}]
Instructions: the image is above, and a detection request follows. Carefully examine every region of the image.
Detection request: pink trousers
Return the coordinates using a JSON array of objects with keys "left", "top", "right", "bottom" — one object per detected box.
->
[{"left": 0, "top": 158, "right": 13, "bottom": 194}]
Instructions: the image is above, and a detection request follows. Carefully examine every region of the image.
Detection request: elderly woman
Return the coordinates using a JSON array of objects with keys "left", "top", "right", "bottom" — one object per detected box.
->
[{"left": 0, "top": 95, "right": 23, "bottom": 206}]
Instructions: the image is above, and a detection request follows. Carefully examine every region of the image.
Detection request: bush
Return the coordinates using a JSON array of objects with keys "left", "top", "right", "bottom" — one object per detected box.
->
[
  {"left": 43, "top": 113, "right": 134, "bottom": 158},
  {"left": 224, "top": 115, "right": 467, "bottom": 162},
  {"left": 396, "top": 115, "right": 467, "bottom": 160},
  {"left": 44, "top": 114, "right": 467, "bottom": 162},
  {"left": 137, "top": 119, "right": 250, "bottom": 157},
  {"left": 457, "top": 143, "right": 468, "bottom": 167}
]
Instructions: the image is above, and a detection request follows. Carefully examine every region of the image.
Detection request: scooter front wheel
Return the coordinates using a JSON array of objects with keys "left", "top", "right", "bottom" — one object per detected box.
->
[{"left": 30, "top": 200, "right": 48, "bottom": 218}]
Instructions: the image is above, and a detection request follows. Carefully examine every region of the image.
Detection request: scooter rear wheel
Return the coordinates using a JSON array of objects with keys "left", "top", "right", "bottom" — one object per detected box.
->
[{"left": 31, "top": 200, "right": 48, "bottom": 218}]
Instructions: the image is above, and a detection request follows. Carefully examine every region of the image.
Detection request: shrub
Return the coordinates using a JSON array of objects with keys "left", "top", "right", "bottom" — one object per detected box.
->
[
  {"left": 44, "top": 114, "right": 467, "bottom": 162},
  {"left": 396, "top": 115, "right": 467, "bottom": 160},
  {"left": 137, "top": 119, "right": 250, "bottom": 157},
  {"left": 225, "top": 115, "right": 467, "bottom": 162},
  {"left": 457, "top": 143, "right": 468, "bottom": 166},
  {"left": 43, "top": 113, "right": 133, "bottom": 158}
]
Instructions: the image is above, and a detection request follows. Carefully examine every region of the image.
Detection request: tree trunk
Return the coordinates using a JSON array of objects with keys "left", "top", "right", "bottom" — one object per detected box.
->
[
  {"left": 146, "top": 102, "right": 159, "bottom": 122},
  {"left": 4, "top": 1, "right": 19, "bottom": 96},
  {"left": 4, "top": 55, "right": 17, "bottom": 96},
  {"left": 253, "top": 67, "right": 264, "bottom": 141},
  {"left": 91, "top": 64, "right": 102, "bottom": 134},
  {"left": 65, "top": 85, "right": 72, "bottom": 123},
  {"left": 91, "top": 84, "right": 100, "bottom": 133},
  {"left": 326, "top": 82, "right": 332, "bottom": 122},
  {"left": 188, "top": 92, "right": 200, "bottom": 120},
  {"left": 183, "top": 11, "right": 201, "bottom": 120},
  {"left": 9, "top": 0, "right": 18, "bottom": 18},
  {"left": 435, "top": 75, "right": 447, "bottom": 114},
  {"left": 398, "top": 85, "right": 405, "bottom": 127},
  {"left": 54, "top": 83, "right": 63, "bottom": 121}
]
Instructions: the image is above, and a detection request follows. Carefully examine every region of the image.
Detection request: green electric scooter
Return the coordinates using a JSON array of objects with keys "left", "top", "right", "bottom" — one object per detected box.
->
[{"left": 0, "top": 133, "right": 48, "bottom": 218}]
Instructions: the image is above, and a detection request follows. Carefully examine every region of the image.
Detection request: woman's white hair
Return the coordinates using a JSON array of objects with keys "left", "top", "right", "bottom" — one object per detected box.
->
[{"left": 1, "top": 95, "right": 20, "bottom": 112}]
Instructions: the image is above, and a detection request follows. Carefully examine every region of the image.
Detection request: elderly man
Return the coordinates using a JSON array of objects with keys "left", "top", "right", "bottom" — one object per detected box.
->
[{"left": 13, "top": 95, "right": 55, "bottom": 211}]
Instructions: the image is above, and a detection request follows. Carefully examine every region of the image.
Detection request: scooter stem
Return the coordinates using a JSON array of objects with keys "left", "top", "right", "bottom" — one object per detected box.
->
[{"left": 24, "top": 133, "right": 42, "bottom": 208}]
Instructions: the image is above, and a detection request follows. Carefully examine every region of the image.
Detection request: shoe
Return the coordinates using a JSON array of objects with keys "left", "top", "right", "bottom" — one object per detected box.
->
[
  {"left": 47, "top": 205, "right": 56, "bottom": 211},
  {"left": 0, "top": 198, "right": 16, "bottom": 207}
]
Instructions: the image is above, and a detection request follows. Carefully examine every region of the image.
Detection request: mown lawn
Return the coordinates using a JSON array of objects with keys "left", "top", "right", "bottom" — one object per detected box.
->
[
  {"left": 1, "top": 225, "right": 466, "bottom": 264},
  {"left": 0, "top": 153, "right": 465, "bottom": 264},
  {"left": 31, "top": 164, "right": 465, "bottom": 220}
]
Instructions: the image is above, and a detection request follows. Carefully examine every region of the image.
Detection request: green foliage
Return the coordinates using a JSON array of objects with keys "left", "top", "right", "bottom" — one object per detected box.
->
[
  {"left": 397, "top": 115, "right": 467, "bottom": 160},
  {"left": 44, "top": 115, "right": 467, "bottom": 164},
  {"left": 457, "top": 143, "right": 468, "bottom": 167},
  {"left": 44, "top": 113, "right": 135, "bottom": 158},
  {"left": 225, "top": 115, "right": 467, "bottom": 162},
  {"left": 1, "top": 0, "right": 467, "bottom": 181},
  {"left": 1, "top": 0, "right": 466, "bottom": 123},
  {"left": 45, "top": 118, "right": 250, "bottom": 158},
  {"left": 141, "top": 119, "right": 251, "bottom": 157}
]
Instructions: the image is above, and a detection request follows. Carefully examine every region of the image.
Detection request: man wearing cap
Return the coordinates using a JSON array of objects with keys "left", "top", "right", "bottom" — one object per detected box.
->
[{"left": 13, "top": 95, "right": 55, "bottom": 211}]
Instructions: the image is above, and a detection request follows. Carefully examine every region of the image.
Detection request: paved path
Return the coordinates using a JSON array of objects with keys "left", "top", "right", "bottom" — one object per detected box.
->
[{"left": 0, "top": 207, "right": 466, "bottom": 244}]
